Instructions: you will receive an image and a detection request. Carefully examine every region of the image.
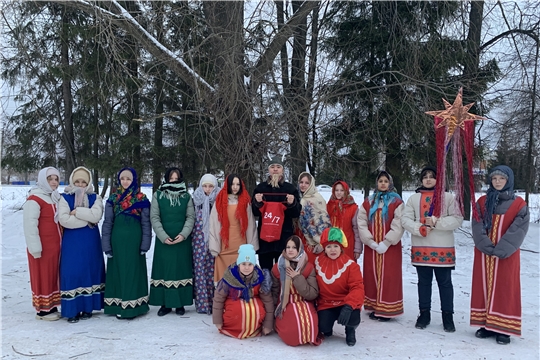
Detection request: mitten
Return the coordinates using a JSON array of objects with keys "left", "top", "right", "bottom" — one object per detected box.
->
[
  {"left": 337, "top": 304, "right": 353, "bottom": 326},
  {"left": 376, "top": 242, "right": 388, "bottom": 254},
  {"left": 105, "top": 251, "right": 113, "bottom": 258},
  {"left": 419, "top": 225, "right": 429, "bottom": 237},
  {"left": 369, "top": 242, "right": 379, "bottom": 250}
]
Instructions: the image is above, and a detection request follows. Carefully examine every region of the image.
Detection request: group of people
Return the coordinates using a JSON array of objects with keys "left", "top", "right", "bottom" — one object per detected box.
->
[{"left": 23, "top": 156, "right": 529, "bottom": 347}]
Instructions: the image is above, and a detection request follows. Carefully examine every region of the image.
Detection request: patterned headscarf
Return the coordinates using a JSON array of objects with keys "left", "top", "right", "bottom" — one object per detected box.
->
[
  {"left": 192, "top": 174, "right": 220, "bottom": 247},
  {"left": 218, "top": 263, "right": 266, "bottom": 302},
  {"left": 369, "top": 171, "right": 401, "bottom": 221},
  {"left": 107, "top": 167, "right": 150, "bottom": 219},
  {"left": 483, "top": 165, "right": 515, "bottom": 231},
  {"left": 158, "top": 167, "right": 188, "bottom": 207},
  {"left": 275, "top": 236, "right": 308, "bottom": 319}
]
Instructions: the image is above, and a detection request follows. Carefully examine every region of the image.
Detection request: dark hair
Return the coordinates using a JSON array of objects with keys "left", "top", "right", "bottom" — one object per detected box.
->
[
  {"left": 226, "top": 174, "right": 243, "bottom": 195},
  {"left": 420, "top": 166, "right": 437, "bottom": 181},
  {"left": 164, "top": 167, "right": 183, "bottom": 183},
  {"left": 285, "top": 235, "right": 302, "bottom": 251}
]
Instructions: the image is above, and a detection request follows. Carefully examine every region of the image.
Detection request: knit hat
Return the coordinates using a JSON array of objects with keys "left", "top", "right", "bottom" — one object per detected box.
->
[
  {"left": 237, "top": 244, "right": 257, "bottom": 265},
  {"left": 320, "top": 227, "right": 348, "bottom": 249},
  {"left": 488, "top": 169, "right": 509, "bottom": 181},
  {"left": 45, "top": 167, "right": 61, "bottom": 179},
  {"left": 200, "top": 173, "right": 217, "bottom": 186},
  {"left": 71, "top": 167, "right": 91, "bottom": 184},
  {"left": 420, "top": 166, "right": 437, "bottom": 181},
  {"left": 267, "top": 154, "right": 285, "bottom": 168},
  {"left": 119, "top": 169, "right": 134, "bottom": 181}
]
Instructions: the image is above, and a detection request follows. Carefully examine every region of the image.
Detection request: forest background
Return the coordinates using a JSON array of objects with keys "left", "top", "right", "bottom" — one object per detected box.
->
[{"left": 1, "top": 1, "right": 539, "bottom": 219}]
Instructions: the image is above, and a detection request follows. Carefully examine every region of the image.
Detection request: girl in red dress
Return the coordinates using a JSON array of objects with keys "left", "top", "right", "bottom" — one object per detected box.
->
[
  {"left": 23, "top": 167, "right": 62, "bottom": 320},
  {"left": 271, "top": 235, "right": 321, "bottom": 346}
]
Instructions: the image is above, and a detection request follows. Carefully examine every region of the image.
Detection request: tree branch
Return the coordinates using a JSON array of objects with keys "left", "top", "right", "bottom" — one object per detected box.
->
[
  {"left": 250, "top": 0, "right": 319, "bottom": 91},
  {"left": 480, "top": 28, "right": 539, "bottom": 51}
]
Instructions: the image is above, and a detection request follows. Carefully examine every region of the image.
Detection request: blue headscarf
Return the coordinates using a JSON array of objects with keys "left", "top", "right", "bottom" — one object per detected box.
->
[
  {"left": 369, "top": 171, "right": 401, "bottom": 221},
  {"left": 483, "top": 165, "right": 515, "bottom": 231}
]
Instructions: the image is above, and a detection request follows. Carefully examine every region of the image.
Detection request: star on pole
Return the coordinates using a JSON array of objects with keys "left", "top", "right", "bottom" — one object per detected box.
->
[{"left": 425, "top": 87, "right": 487, "bottom": 145}]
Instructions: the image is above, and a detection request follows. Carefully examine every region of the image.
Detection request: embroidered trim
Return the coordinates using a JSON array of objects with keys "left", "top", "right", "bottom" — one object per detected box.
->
[
  {"left": 61, "top": 284, "right": 105, "bottom": 298},
  {"left": 314, "top": 258, "right": 354, "bottom": 284},
  {"left": 411, "top": 246, "right": 455, "bottom": 265},
  {"left": 104, "top": 295, "right": 149, "bottom": 309},
  {"left": 150, "top": 279, "right": 193, "bottom": 288}
]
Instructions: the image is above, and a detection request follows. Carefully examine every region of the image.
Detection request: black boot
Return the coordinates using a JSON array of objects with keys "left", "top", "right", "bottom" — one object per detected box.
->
[
  {"left": 157, "top": 306, "right": 172, "bottom": 316},
  {"left": 415, "top": 309, "right": 430, "bottom": 329},
  {"left": 496, "top": 334, "right": 510, "bottom": 345},
  {"left": 345, "top": 326, "right": 356, "bottom": 346},
  {"left": 442, "top": 311, "right": 455, "bottom": 332},
  {"left": 475, "top": 327, "right": 496, "bottom": 339}
]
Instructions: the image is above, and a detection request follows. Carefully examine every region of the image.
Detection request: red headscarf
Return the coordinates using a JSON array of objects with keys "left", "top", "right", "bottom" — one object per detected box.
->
[
  {"left": 215, "top": 175, "right": 250, "bottom": 249},
  {"left": 327, "top": 180, "right": 356, "bottom": 228}
]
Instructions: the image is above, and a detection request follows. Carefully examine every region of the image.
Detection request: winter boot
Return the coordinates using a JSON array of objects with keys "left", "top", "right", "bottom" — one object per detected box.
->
[
  {"left": 496, "top": 334, "right": 510, "bottom": 345},
  {"left": 442, "top": 311, "right": 455, "bottom": 332},
  {"left": 345, "top": 326, "right": 356, "bottom": 346},
  {"left": 415, "top": 309, "right": 430, "bottom": 329},
  {"left": 475, "top": 328, "right": 496, "bottom": 339}
]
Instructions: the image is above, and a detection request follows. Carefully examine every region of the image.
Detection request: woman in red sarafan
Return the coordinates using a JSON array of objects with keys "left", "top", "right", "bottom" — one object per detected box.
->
[
  {"left": 271, "top": 235, "right": 321, "bottom": 346},
  {"left": 327, "top": 180, "right": 362, "bottom": 261},
  {"left": 212, "top": 244, "right": 274, "bottom": 339},
  {"left": 315, "top": 227, "right": 364, "bottom": 347},
  {"left": 470, "top": 165, "right": 529, "bottom": 345},
  {"left": 23, "top": 167, "right": 63, "bottom": 321},
  {"left": 357, "top": 171, "right": 404, "bottom": 321}
]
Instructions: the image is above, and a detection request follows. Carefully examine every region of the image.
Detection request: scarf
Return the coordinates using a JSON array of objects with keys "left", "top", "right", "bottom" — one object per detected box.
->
[
  {"left": 64, "top": 166, "right": 95, "bottom": 208},
  {"left": 274, "top": 243, "right": 308, "bottom": 318},
  {"left": 483, "top": 165, "right": 515, "bottom": 231},
  {"left": 369, "top": 171, "right": 401, "bottom": 221},
  {"left": 158, "top": 182, "right": 188, "bottom": 207},
  {"left": 215, "top": 177, "right": 250, "bottom": 249},
  {"left": 218, "top": 263, "right": 265, "bottom": 302},
  {"left": 327, "top": 181, "right": 356, "bottom": 228},
  {"left": 107, "top": 167, "right": 150, "bottom": 219},
  {"left": 192, "top": 174, "right": 220, "bottom": 247},
  {"left": 32, "top": 167, "right": 62, "bottom": 223}
]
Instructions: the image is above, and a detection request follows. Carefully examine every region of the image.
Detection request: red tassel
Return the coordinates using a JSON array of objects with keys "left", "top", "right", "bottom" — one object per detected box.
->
[
  {"left": 433, "top": 117, "right": 447, "bottom": 218},
  {"left": 464, "top": 122, "right": 480, "bottom": 221}
]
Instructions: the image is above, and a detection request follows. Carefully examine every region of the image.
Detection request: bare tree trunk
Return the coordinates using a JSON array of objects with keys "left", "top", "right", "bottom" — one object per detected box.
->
[
  {"left": 153, "top": 1, "right": 165, "bottom": 192},
  {"left": 462, "top": 0, "right": 484, "bottom": 220},
  {"left": 525, "top": 40, "right": 538, "bottom": 203},
  {"left": 61, "top": 8, "right": 76, "bottom": 176},
  {"left": 287, "top": 1, "right": 309, "bottom": 182}
]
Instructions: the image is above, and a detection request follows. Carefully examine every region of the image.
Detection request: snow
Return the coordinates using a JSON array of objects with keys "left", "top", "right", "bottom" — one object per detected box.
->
[{"left": 1, "top": 185, "right": 539, "bottom": 359}]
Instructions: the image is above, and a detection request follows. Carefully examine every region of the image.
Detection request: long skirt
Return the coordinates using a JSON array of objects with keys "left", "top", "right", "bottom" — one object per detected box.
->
[
  {"left": 275, "top": 292, "right": 321, "bottom": 346},
  {"left": 192, "top": 215, "right": 214, "bottom": 314},
  {"left": 104, "top": 215, "right": 149, "bottom": 318},
  {"left": 220, "top": 297, "right": 266, "bottom": 339},
  {"left": 60, "top": 225, "right": 105, "bottom": 318}
]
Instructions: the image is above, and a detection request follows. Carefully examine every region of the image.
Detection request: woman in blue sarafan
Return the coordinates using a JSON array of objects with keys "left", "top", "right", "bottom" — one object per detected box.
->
[{"left": 58, "top": 166, "right": 105, "bottom": 323}]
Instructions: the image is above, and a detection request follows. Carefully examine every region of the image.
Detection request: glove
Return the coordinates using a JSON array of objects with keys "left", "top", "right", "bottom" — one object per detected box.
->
[
  {"left": 419, "top": 225, "right": 429, "bottom": 237},
  {"left": 105, "top": 251, "right": 113, "bottom": 258},
  {"left": 376, "top": 242, "right": 388, "bottom": 254},
  {"left": 369, "top": 242, "right": 379, "bottom": 250},
  {"left": 337, "top": 304, "right": 353, "bottom": 326}
]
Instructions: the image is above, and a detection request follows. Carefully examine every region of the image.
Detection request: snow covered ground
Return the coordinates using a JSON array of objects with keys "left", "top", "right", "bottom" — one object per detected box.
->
[{"left": 1, "top": 185, "right": 539, "bottom": 359}]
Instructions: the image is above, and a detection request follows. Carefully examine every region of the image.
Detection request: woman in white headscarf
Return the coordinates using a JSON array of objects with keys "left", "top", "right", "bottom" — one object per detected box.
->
[
  {"left": 58, "top": 166, "right": 105, "bottom": 323},
  {"left": 23, "top": 166, "right": 62, "bottom": 321},
  {"left": 191, "top": 174, "right": 220, "bottom": 314}
]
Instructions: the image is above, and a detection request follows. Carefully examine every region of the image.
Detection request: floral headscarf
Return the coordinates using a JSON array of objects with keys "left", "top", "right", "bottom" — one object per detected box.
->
[{"left": 107, "top": 167, "right": 150, "bottom": 219}]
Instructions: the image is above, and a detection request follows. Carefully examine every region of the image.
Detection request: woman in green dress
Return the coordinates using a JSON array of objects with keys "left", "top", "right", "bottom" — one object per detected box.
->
[
  {"left": 102, "top": 167, "right": 151, "bottom": 319},
  {"left": 150, "top": 167, "right": 195, "bottom": 316}
]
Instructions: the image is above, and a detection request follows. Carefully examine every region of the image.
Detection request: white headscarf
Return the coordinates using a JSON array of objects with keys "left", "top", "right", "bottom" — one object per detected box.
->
[
  {"left": 192, "top": 174, "right": 220, "bottom": 247},
  {"left": 64, "top": 166, "right": 95, "bottom": 208},
  {"left": 32, "top": 167, "right": 62, "bottom": 222}
]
